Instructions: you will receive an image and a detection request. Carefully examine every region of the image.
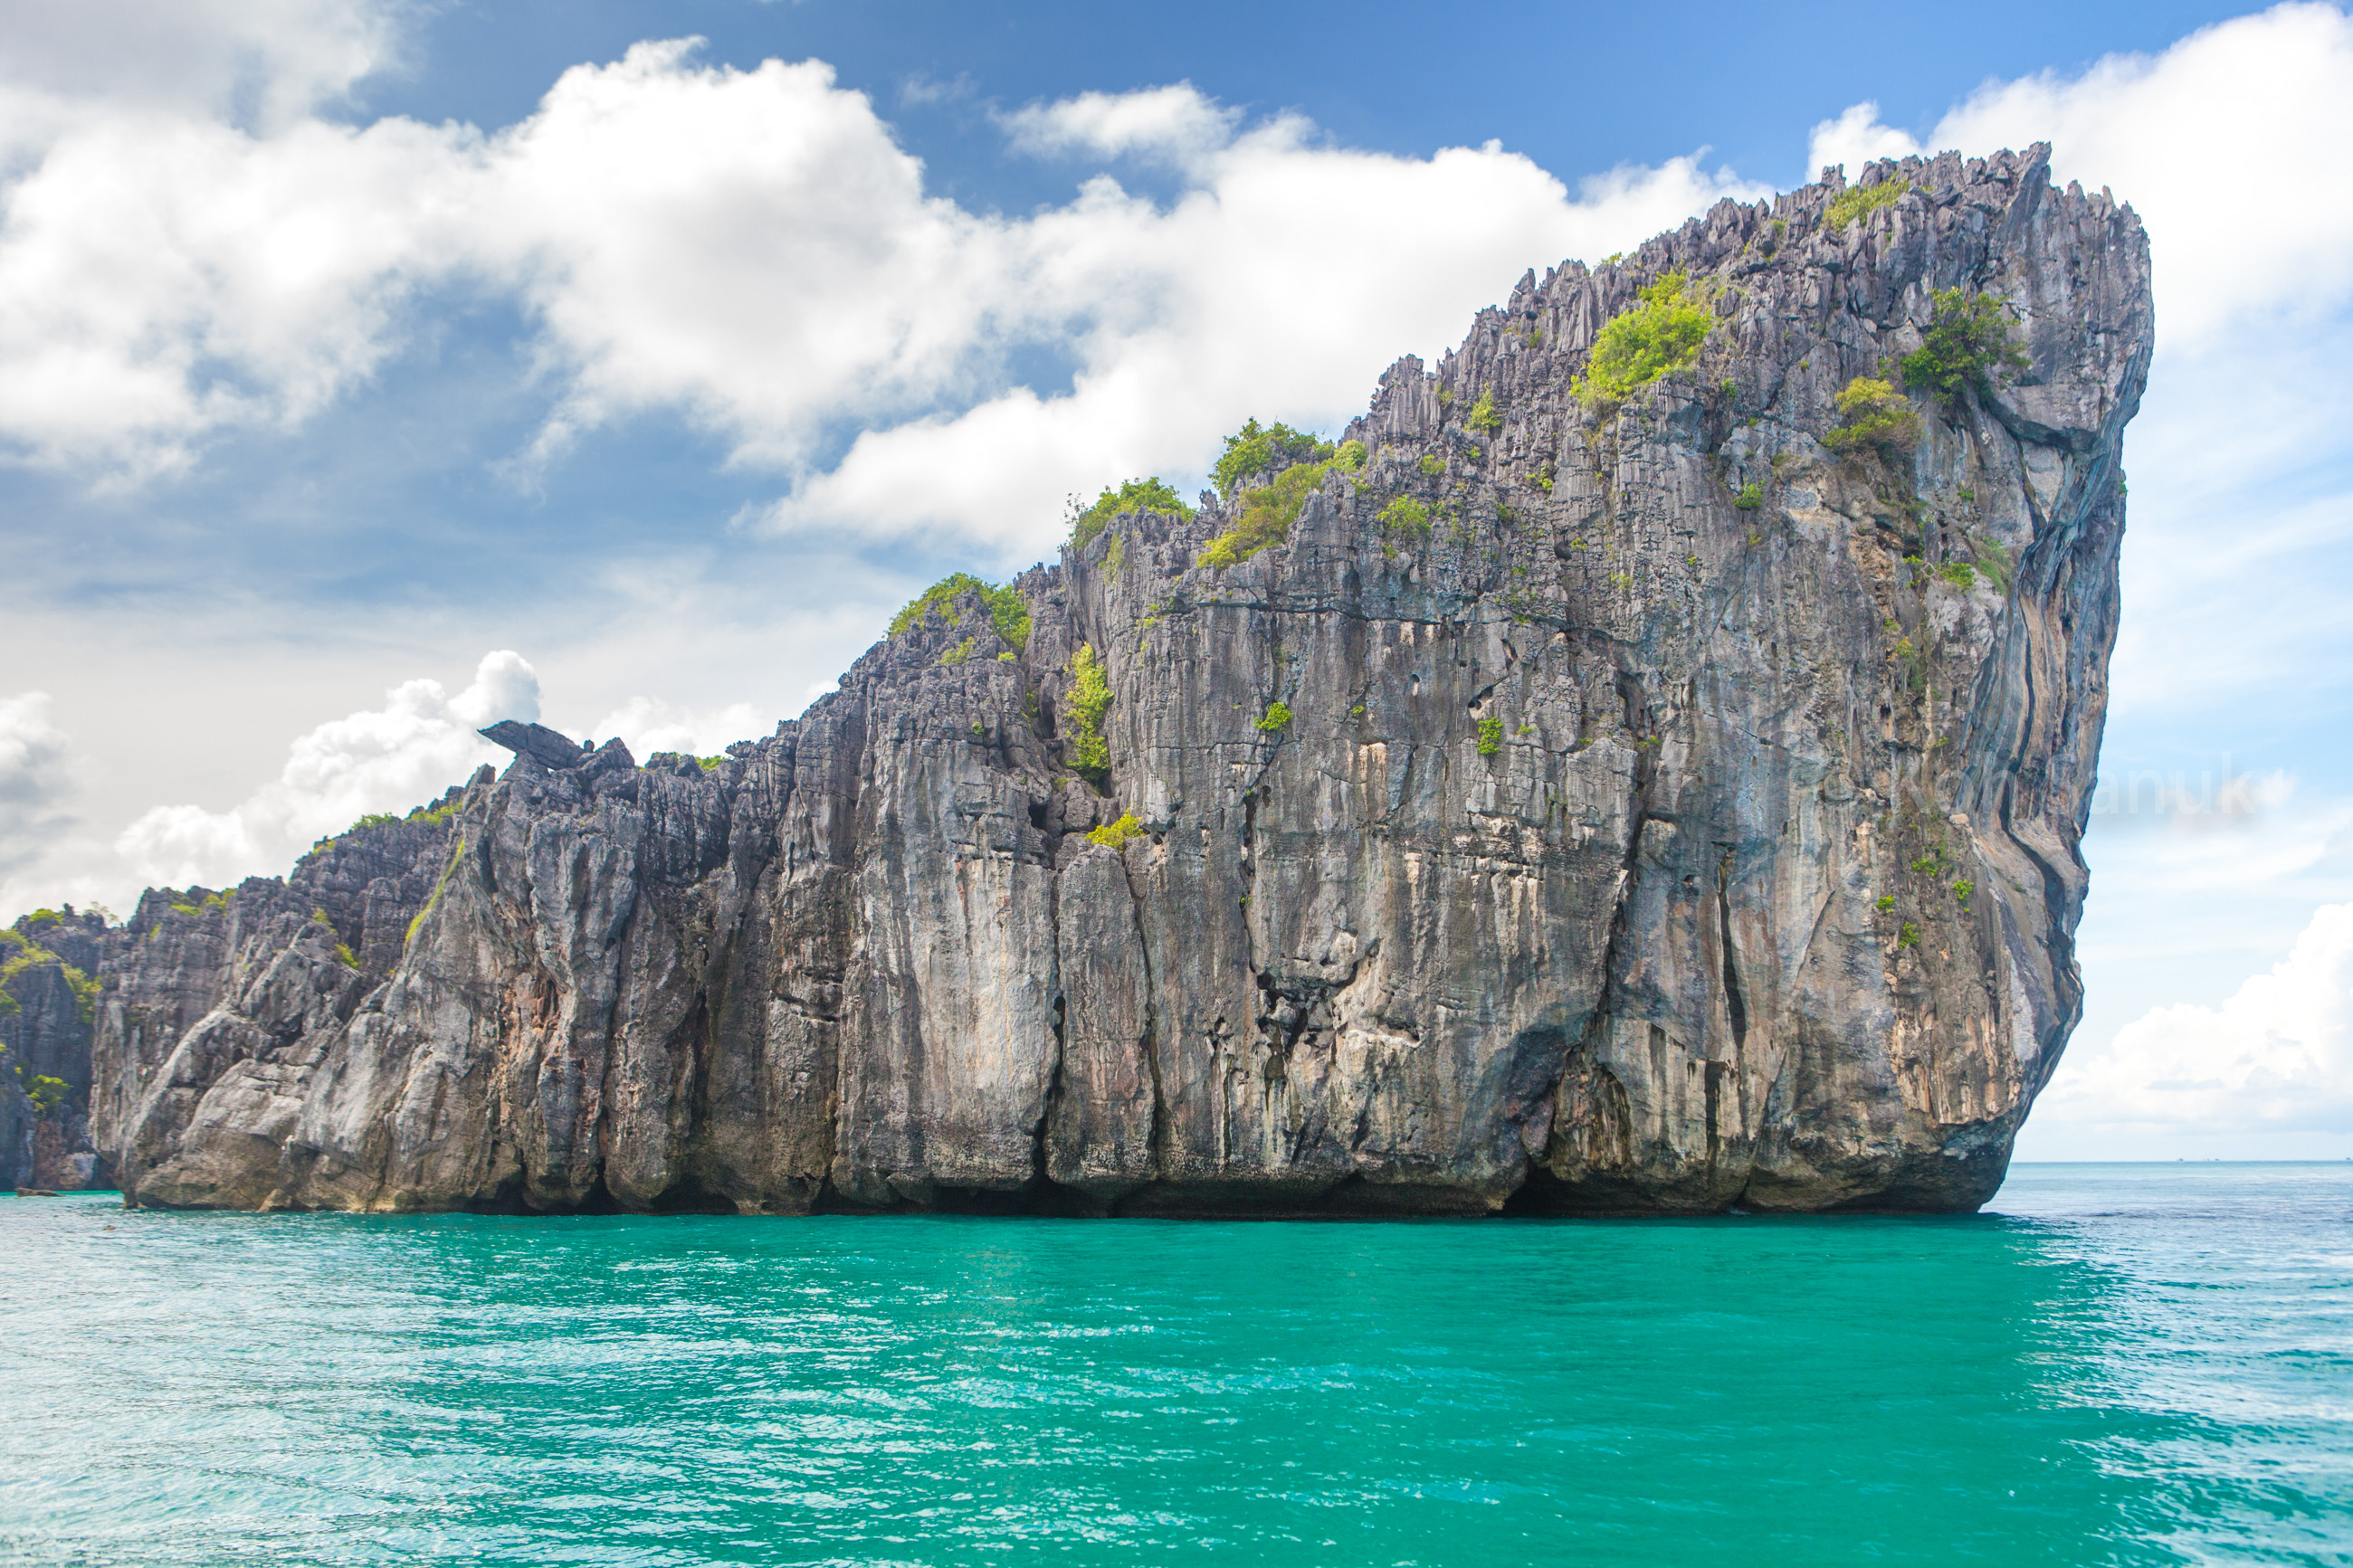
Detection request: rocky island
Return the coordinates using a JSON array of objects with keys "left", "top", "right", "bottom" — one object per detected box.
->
[{"left": 14, "top": 146, "right": 2149, "bottom": 1215}]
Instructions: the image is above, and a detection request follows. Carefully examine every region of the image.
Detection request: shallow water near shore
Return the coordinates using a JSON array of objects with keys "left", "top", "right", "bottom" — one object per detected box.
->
[{"left": 3, "top": 1164, "right": 2348, "bottom": 1565}]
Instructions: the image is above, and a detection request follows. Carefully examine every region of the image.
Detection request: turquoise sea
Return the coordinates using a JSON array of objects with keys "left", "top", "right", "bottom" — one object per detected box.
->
[{"left": 3, "top": 1164, "right": 2349, "bottom": 1566}]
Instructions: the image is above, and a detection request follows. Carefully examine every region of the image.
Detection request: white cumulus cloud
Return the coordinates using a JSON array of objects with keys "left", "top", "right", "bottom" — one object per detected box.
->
[
  {"left": 1803, "top": 100, "right": 1925, "bottom": 179},
  {"left": 113, "top": 651, "right": 539, "bottom": 891},
  {"left": 2039, "top": 901, "right": 2353, "bottom": 1148},
  {"left": 1805, "top": 2, "right": 2353, "bottom": 347},
  {"left": 763, "top": 128, "right": 1767, "bottom": 552},
  {"left": 0, "top": 17, "right": 1769, "bottom": 549}
]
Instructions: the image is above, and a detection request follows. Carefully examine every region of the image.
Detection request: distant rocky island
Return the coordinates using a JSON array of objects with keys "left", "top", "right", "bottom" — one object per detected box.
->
[{"left": 5, "top": 146, "right": 2149, "bottom": 1215}]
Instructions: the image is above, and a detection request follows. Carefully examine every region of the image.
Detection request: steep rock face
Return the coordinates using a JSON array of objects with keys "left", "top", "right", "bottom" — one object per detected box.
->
[
  {"left": 2, "top": 910, "right": 108, "bottom": 1187},
  {"left": 87, "top": 793, "right": 470, "bottom": 1206},
  {"left": 90, "top": 147, "right": 2150, "bottom": 1215}
]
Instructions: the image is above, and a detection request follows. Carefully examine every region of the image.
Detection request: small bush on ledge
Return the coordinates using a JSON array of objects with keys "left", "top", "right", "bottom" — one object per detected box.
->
[
  {"left": 1574, "top": 271, "right": 1712, "bottom": 406},
  {"left": 1197, "top": 428, "right": 1363, "bottom": 570},
  {"left": 1255, "top": 701, "right": 1292, "bottom": 732},
  {"left": 1901, "top": 288, "right": 2029, "bottom": 406},
  {"left": 1824, "top": 378, "right": 1921, "bottom": 459},
  {"left": 1377, "top": 496, "right": 1432, "bottom": 540},
  {"left": 24, "top": 1074, "right": 68, "bottom": 1117},
  {"left": 1087, "top": 813, "right": 1147, "bottom": 850},
  {"left": 1070, "top": 478, "right": 1190, "bottom": 552},
  {"left": 1202, "top": 466, "right": 1329, "bottom": 569}
]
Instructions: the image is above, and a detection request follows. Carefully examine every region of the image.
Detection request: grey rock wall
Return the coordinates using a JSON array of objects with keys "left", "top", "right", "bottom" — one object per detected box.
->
[
  {"left": 86, "top": 146, "right": 2150, "bottom": 1215},
  {"left": 1, "top": 909, "right": 109, "bottom": 1188}
]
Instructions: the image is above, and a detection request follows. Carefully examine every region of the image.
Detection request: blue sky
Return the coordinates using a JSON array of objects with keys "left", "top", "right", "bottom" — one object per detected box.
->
[{"left": 3, "top": 0, "right": 2351, "bottom": 1158}]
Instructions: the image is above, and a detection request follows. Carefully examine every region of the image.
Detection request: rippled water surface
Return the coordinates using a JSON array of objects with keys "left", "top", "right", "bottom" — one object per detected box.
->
[{"left": 4, "top": 1164, "right": 2350, "bottom": 1565}]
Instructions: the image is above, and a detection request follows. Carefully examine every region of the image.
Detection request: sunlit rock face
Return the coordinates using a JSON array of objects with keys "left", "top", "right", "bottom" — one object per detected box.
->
[{"left": 90, "top": 146, "right": 2150, "bottom": 1216}]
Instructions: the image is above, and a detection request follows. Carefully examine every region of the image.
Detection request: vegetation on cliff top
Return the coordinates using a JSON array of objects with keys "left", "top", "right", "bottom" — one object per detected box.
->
[
  {"left": 891, "top": 573, "right": 1032, "bottom": 651},
  {"left": 1573, "top": 272, "right": 1712, "bottom": 406},
  {"left": 1210, "top": 419, "right": 1331, "bottom": 492},
  {"left": 1197, "top": 428, "right": 1365, "bottom": 570},
  {"left": 0, "top": 923, "right": 99, "bottom": 1031},
  {"left": 1069, "top": 478, "right": 1191, "bottom": 552},
  {"left": 1825, "top": 178, "right": 1915, "bottom": 230}
]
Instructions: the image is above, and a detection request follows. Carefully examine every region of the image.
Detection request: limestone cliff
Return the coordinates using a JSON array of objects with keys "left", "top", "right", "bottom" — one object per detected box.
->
[
  {"left": 1, "top": 909, "right": 108, "bottom": 1188},
  {"left": 87, "top": 147, "right": 2150, "bottom": 1215}
]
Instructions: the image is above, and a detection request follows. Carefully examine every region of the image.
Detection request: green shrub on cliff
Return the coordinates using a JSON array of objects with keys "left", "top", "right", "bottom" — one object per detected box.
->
[
  {"left": 1064, "top": 644, "right": 1112, "bottom": 774},
  {"left": 1465, "top": 391, "right": 1502, "bottom": 434},
  {"left": 1070, "top": 478, "right": 1191, "bottom": 551},
  {"left": 890, "top": 574, "right": 1032, "bottom": 651},
  {"left": 1254, "top": 701, "right": 1291, "bottom": 733},
  {"left": 1477, "top": 716, "right": 1504, "bottom": 755},
  {"left": 405, "top": 837, "right": 467, "bottom": 949},
  {"left": 1970, "top": 536, "right": 2015, "bottom": 594},
  {"left": 1212, "top": 419, "right": 1333, "bottom": 492},
  {"left": 1087, "top": 812, "right": 1147, "bottom": 850},
  {"left": 1574, "top": 272, "right": 1712, "bottom": 406},
  {"left": 1377, "top": 496, "right": 1432, "bottom": 542},
  {"left": 1200, "top": 461, "right": 1335, "bottom": 570},
  {"left": 1825, "top": 179, "right": 1915, "bottom": 230},
  {"left": 23, "top": 1074, "right": 67, "bottom": 1117},
  {"left": 1824, "top": 377, "right": 1921, "bottom": 458},
  {"left": 2, "top": 922, "right": 98, "bottom": 1024},
  {"left": 1196, "top": 424, "right": 1367, "bottom": 567},
  {"left": 1901, "top": 289, "right": 2029, "bottom": 406}
]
